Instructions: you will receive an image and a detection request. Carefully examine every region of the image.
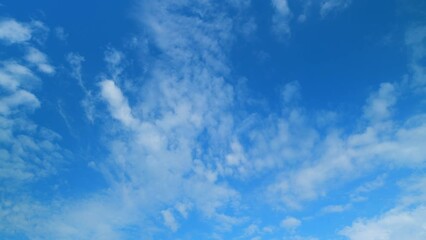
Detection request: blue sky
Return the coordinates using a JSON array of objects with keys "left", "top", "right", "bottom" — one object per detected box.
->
[{"left": 1, "top": 0, "right": 426, "bottom": 239}]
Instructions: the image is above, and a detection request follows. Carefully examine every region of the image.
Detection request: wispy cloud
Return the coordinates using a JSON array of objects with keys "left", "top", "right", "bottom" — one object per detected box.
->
[
  {"left": 340, "top": 176, "right": 426, "bottom": 240},
  {"left": 66, "top": 52, "right": 97, "bottom": 122},
  {"left": 25, "top": 47, "right": 55, "bottom": 74},
  {"left": 263, "top": 82, "right": 426, "bottom": 208},
  {"left": 339, "top": 25, "right": 426, "bottom": 239}
]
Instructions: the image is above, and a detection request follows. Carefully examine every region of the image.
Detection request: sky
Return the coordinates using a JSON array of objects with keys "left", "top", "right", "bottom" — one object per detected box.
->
[{"left": 1, "top": 0, "right": 426, "bottom": 239}]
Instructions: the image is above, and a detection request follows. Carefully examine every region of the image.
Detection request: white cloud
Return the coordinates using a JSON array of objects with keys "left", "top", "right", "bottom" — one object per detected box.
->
[
  {"left": 224, "top": 139, "right": 250, "bottom": 176},
  {"left": 281, "top": 216, "right": 301, "bottom": 231},
  {"left": 282, "top": 81, "right": 301, "bottom": 104},
  {"left": 243, "top": 224, "right": 261, "bottom": 236},
  {"left": 405, "top": 26, "right": 426, "bottom": 90},
  {"left": 55, "top": 27, "right": 68, "bottom": 41},
  {"left": 239, "top": 223, "right": 276, "bottom": 239},
  {"left": 67, "top": 53, "right": 85, "bottom": 89},
  {"left": 0, "top": 19, "right": 32, "bottom": 43},
  {"left": 268, "top": 118, "right": 425, "bottom": 208},
  {"left": 175, "top": 202, "right": 191, "bottom": 219},
  {"left": 2, "top": 2, "right": 424, "bottom": 240},
  {"left": 341, "top": 206, "right": 426, "bottom": 240},
  {"left": 51, "top": 1, "right": 245, "bottom": 237},
  {"left": 66, "top": 52, "right": 96, "bottom": 122},
  {"left": 104, "top": 47, "right": 125, "bottom": 80},
  {"left": 321, "top": 204, "right": 351, "bottom": 213},
  {"left": 161, "top": 209, "right": 179, "bottom": 232},
  {"left": 0, "top": 95, "right": 63, "bottom": 184},
  {"left": 0, "top": 197, "right": 49, "bottom": 237},
  {"left": 259, "top": 76, "right": 426, "bottom": 209},
  {"left": 320, "top": 0, "right": 352, "bottom": 17},
  {"left": 269, "top": 0, "right": 353, "bottom": 37},
  {"left": 0, "top": 21, "right": 66, "bottom": 225},
  {"left": 363, "top": 83, "right": 396, "bottom": 123},
  {"left": 272, "top": 0, "right": 291, "bottom": 17},
  {"left": 240, "top": 104, "right": 318, "bottom": 180},
  {"left": 297, "top": 1, "right": 312, "bottom": 23},
  {"left": 398, "top": 176, "right": 426, "bottom": 208},
  {"left": 286, "top": 236, "right": 318, "bottom": 240},
  {"left": 25, "top": 47, "right": 55, "bottom": 74},
  {"left": 0, "top": 90, "right": 40, "bottom": 115},
  {"left": 271, "top": 0, "right": 292, "bottom": 36},
  {"left": 0, "top": 61, "right": 38, "bottom": 91},
  {"left": 350, "top": 174, "right": 386, "bottom": 202},
  {"left": 99, "top": 80, "right": 137, "bottom": 127}
]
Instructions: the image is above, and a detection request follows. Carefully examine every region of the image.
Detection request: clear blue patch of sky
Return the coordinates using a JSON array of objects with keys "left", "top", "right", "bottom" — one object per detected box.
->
[{"left": 232, "top": 0, "right": 408, "bottom": 115}]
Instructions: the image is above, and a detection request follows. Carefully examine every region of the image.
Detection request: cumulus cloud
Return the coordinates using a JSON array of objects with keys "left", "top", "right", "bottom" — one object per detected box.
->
[
  {"left": 0, "top": 19, "right": 32, "bottom": 43},
  {"left": 281, "top": 216, "right": 301, "bottom": 231},
  {"left": 320, "top": 0, "right": 352, "bottom": 17},
  {"left": 161, "top": 209, "right": 179, "bottom": 231},
  {"left": 272, "top": 0, "right": 291, "bottom": 18},
  {"left": 271, "top": 0, "right": 292, "bottom": 36}
]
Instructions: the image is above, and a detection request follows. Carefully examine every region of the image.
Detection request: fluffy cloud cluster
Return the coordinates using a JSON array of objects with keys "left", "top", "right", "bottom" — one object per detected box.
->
[
  {"left": 19, "top": 0, "right": 249, "bottom": 238},
  {"left": 270, "top": 0, "right": 353, "bottom": 36},
  {"left": 338, "top": 26, "right": 426, "bottom": 239},
  {"left": 0, "top": 18, "right": 61, "bottom": 184},
  {"left": 0, "top": 17, "right": 68, "bottom": 239}
]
